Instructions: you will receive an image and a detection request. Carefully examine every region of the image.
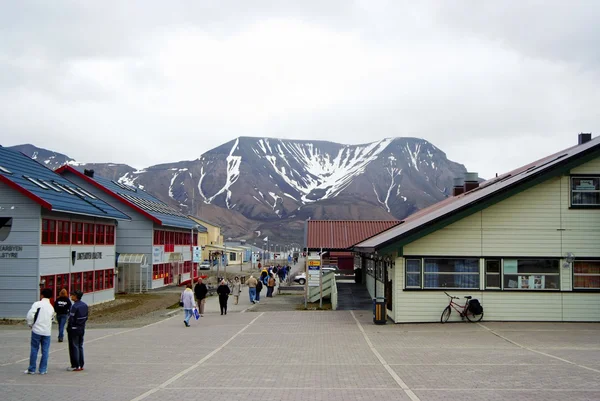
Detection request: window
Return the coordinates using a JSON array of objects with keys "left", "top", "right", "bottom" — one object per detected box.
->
[
  {"left": 84, "top": 223, "right": 95, "bottom": 244},
  {"left": 193, "top": 234, "right": 198, "bottom": 246},
  {"left": 84, "top": 271, "right": 94, "bottom": 293},
  {"left": 423, "top": 258, "right": 479, "bottom": 289},
  {"left": 406, "top": 259, "right": 422, "bottom": 288},
  {"left": 503, "top": 259, "right": 559, "bottom": 290},
  {"left": 104, "top": 269, "right": 114, "bottom": 289},
  {"left": 153, "top": 265, "right": 159, "bottom": 279},
  {"left": 57, "top": 221, "right": 70, "bottom": 244},
  {"left": 42, "top": 219, "right": 57, "bottom": 244},
  {"left": 96, "top": 224, "right": 105, "bottom": 245},
  {"left": 23, "top": 175, "right": 49, "bottom": 189},
  {"left": 0, "top": 217, "right": 13, "bottom": 241},
  {"left": 95, "top": 270, "right": 105, "bottom": 291},
  {"left": 76, "top": 187, "right": 97, "bottom": 199},
  {"left": 229, "top": 252, "right": 237, "bottom": 261},
  {"left": 70, "top": 272, "right": 82, "bottom": 293},
  {"left": 485, "top": 260, "right": 501, "bottom": 289},
  {"left": 0, "top": 165, "right": 12, "bottom": 174},
  {"left": 106, "top": 226, "right": 115, "bottom": 245},
  {"left": 54, "top": 182, "right": 75, "bottom": 195},
  {"left": 39, "top": 180, "right": 62, "bottom": 192},
  {"left": 41, "top": 275, "right": 56, "bottom": 301},
  {"left": 56, "top": 274, "right": 69, "bottom": 294},
  {"left": 574, "top": 261, "right": 600, "bottom": 290},
  {"left": 72, "top": 222, "right": 84, "bottom": 244},
  {"left": 571, "top": 176, "right": 600, "bottom": 206}
]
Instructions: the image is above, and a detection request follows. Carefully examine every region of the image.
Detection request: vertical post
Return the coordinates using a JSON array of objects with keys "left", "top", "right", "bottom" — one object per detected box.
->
[
  {"left": 319, "top": 247, "right": 323, "bottom": 309},
  {"left": 304, "top": 248, "right": 308, "bottom": 309}
]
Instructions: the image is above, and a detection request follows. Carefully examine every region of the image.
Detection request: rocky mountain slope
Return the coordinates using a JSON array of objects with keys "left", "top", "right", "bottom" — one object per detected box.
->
[{"left": 6, "top": 137, "right": 468, "bottom": 243}]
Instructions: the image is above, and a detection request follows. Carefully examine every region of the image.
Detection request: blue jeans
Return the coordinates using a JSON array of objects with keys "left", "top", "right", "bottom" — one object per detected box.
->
[
  {"left": 28, "top": 332, "right": 50, "bottom": 373},
  {"left": 248, "top": 288, "right": 256, "bottom": 303},
  {"left": 57, "top": 314, "right": 68, "bottom": 340},
  {"left": 255, "top": 289, "right": 261, "bottom": 301},
  {"left": 68, "top": 331, "right": 85, "bottom": 369},
  {"left": 184, "top": 309, "right": 193, "bottom": 324}
]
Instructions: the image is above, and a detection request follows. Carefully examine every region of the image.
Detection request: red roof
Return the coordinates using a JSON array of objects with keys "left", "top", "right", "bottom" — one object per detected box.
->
[{"left": 306, "top": 220, "right": 400, "bottom": 250}]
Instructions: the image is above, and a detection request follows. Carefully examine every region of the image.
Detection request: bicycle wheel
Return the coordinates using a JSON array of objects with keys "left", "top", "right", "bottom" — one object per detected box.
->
[
  {"left": 466, "top": 310, "right": 484, "bottom": 322},
  {"left": 440, "top": 306, "right": 451, "bottom": 323}
]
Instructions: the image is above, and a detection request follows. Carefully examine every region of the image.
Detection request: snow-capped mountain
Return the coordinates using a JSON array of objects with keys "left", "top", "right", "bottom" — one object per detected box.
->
[{"left": 6, "top": 137, "right": 468, "bottom": 243}]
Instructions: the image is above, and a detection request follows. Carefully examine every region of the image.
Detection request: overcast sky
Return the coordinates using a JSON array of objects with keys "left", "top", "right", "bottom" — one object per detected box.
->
[{"left": 1, "top": 1, "right": 598, "bottom": 179}]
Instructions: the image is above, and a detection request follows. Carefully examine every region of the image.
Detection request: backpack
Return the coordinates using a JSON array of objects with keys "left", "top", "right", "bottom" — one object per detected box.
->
[
  {"left": 468, "top": 299, "right": 483, "bottom": 315},
  {"left": 256, "top": 280, "right": 263, "bottom": 292}
]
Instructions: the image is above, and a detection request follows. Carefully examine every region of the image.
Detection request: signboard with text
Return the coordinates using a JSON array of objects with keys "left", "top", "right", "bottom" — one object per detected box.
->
[
  {"left": 152, "top": 246, "right": 164, "bottom": 264},
  {"left": 307, "top": 256, "right": 321, "bottom": 287}
]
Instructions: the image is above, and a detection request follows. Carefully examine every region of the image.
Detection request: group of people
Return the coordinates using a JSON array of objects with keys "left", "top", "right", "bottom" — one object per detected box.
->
[
  {"left": 181, "top": 276, "right": 245, "bottom": 326},
  {"left": 25, "top": 288, "right": 88, "bottom": 375}
]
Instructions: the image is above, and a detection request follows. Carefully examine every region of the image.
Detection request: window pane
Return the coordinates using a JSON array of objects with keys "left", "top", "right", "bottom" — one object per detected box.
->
[
  {"left": 423, "top": 259, "right": 480, "bottom": 289},
  {"left": 486, "top": 274, "right": 500, "bottom": 288},
  {"left": 517, "top": 259, "right": 559, "bottom": 274},
  {"left": 406, "top": 273, "right": 421, "bottom": 287},
  {"left": 504, "top": 274, "right": 559, "bottom": 290},
  {"left": 406, "top": 259, "right": 421, "bottom": 273},
  {"left": 574, "top": 261, "right": 600, "bottom": 289},
  {"left": 571, "top": 177, "right": 599, "bottom": 190},
  {"left": 485, "top": 260, "right": 500, "bottom": 273}
]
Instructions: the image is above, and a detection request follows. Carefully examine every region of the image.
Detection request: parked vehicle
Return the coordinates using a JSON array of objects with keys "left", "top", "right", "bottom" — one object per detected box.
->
[
  {"left": 294, "top": 272, "right": 306, "bottom": 285},
  {"left": 199, "top": 261, "right": 211, "bottom": 270}
]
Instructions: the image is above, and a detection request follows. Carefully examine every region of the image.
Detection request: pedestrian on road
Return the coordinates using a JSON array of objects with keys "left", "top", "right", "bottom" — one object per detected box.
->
[
  {"left": 67, "top": 290, "right": 88, "bottom": 372},
  {"left": 181, "top": 284, "right": 195, "bottom": 327},
  {"left": 231, "top": 276, "right": 242, "bottom": 305},
  {"left": 53, "top": 288, "right": 71, "bottom": 343},
  {"left": 267, "top": 274, "right": 276, "bottom": 297},
  {"left": 194, "top": 278, "right": 208, "bottom": 316},
  {"left": 255, "top": 279, "right": 263, "bottom": 303},
  {"left": 25, "top": 288, "right": 54, "bottom": 375},
  {"left": 246, "top": 275, "right": 258, "bottom": 304},
  {"left": 217, "top": 280, "right": 231, "bottom": 315}
]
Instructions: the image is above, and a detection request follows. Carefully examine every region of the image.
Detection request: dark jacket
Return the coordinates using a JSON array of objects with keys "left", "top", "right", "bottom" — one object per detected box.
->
[
  {"left": 68, "top": 300, "right": 88, "bottom": 334},
  {"left": 194, "top": 282, "right": 208, "bottom": 300},
  {"left": 256, "top": 280, "right": 263, "bottom": 293},
  {"left": 216, "top": 284, "right": 230, "bottom": 299},
  {"left": 54, "top": 296, "right": 72, "bottom": 315}
]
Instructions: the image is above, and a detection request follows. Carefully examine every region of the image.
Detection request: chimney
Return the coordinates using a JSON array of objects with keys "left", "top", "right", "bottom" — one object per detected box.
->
[
  {"left": 463, "top": 172, "right": 479, "bottom": 192},
  {"left": 578, "top": 133, "right": 592, "bottom": 145},
  {"left": 452, "top": 177, "right": 465, "bottom": 196},
  {"left": 84, "top": 169, "right": 94, "bottom": 178}
]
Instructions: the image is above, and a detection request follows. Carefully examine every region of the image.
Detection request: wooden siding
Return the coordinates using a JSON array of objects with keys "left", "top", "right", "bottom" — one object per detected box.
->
[
  {"left": 0, "top": 181, "right": 41, "bottom": 317},
  {"left": 570, "top": 157, "right": 600, "bottom": 174}
]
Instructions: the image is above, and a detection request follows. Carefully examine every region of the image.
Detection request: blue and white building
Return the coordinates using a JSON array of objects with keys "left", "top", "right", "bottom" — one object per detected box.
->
[{"left": 0, "top": 146, "right": 131, "bottom": 318}]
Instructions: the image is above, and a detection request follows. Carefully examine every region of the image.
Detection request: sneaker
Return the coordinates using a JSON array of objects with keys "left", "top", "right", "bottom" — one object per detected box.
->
[
  {"left": 66, "top": 367, "right": 77, "bottom": 371},
  {"left": 24, "top": 370, "right": 35, "bottom": 375},
  {"left": 58, "top": 338, "right": 63, "bottom": 343},
  {"left": 39, "top": 371, "right": 47, "bottom": 375},
  {"left": 74, "top": 367, "right": 84, "bottom": 372}
]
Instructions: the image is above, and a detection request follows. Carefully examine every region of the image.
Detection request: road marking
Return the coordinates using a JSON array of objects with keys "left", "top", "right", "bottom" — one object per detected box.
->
[
  {"left": 478, "top": 323, "right": 600, "bottom": 374},
  {"left": 129, "top": 312, "right": 264, "bottom": 401},
  {"left": 350, "top": 311, "right": 421, "bottom": 401},
  {"left": 0, "top": 315, "right": 178, "bottom": 367}
]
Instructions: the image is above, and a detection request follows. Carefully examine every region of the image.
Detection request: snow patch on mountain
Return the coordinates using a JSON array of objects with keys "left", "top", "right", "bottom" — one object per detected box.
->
[{"left": 206, "top": 138, "right": 242, "bottom": 209}]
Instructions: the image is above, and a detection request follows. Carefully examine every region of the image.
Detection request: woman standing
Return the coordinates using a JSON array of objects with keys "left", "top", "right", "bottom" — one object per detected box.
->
[
  {"left": 53, "top": 289, "right": 71, "bottom": 342},
  {"left": 231, "top": 277, "right": 242, "bottom": 305},
  {"left": 217, "top": 280, "right": 231, "bottom": 315},
  {"left": 180, "top": 284, "right": 195, "bottom": 327}
]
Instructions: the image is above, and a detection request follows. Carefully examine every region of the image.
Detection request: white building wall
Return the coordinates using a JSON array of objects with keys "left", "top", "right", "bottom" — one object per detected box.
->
[{"left": 0, "top": 181, "right": 41, "bottom": 318}]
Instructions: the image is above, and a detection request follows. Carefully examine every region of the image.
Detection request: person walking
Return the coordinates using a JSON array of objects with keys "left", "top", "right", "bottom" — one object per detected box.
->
[
  {"left": 231, "top": 276, "right": 242, "bottom": 305},
  {"left": 194, "top": 278, "right": 208, "bottom": 316},
  {"left": 180, "top": 284, "right": 195, "bottom": 327},
  {"left": 217, "top": 280, "right": 231, "bottom": 315},
  {"left": 246, "top": 275, "right": 258, "bottom": 304},
  {"left": 267, "top": 274, "right": 276, "bottom": 297},
  {"left": 255, "top": 278, "right": 263, "bottom": 303},
  {"left": 25, "top": 288, "right": 55, "bottom": 375},
  {"left": 67, "top": 290, "right": 88, "bottom": 372},
  {"left": 53, "top": 288, "right": 71, "bottom": 343}
]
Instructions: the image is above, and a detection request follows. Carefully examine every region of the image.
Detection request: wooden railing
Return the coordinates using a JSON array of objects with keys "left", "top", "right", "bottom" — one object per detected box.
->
[{"left": 307, "top": 271, "right": 338, "bottom": 310}]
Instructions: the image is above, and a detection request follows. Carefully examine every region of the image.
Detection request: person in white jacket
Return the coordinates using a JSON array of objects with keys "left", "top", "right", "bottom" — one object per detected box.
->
[{"left": 25, "top": 288, "right": 55, "bottom": 374}]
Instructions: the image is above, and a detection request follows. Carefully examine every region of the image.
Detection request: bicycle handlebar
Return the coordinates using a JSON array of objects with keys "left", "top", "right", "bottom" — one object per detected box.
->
[{"left": 444, "top": 292, "right": 460, "bottom": 300}]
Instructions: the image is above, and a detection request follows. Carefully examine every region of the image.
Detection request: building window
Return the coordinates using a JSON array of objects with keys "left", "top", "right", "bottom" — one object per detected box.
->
[
  {"left": 106, "top": 226, "right": 115, "bottom": 245},
  {"left": 503, "top": 259, "right": 559, "bottom": 290},
  {"left": 229, "top": 252, "right": 236, "bottom": 261},
  {"left": 72, "top": 222, "right": 84, "bottom": 245},
  {"left": 571, "top": 176, "right": 600, "bottom": 207},
  {"left": 56, "top": 274, "right": 69, "bottom": 294},
  {"left": 423, "top": 258, "right": 479, "bottom": 289},
  {"left": 41, "top": 219, "right": 57, "bottom": 244},
  {"left": 84, "top": 271, "right": 94, "bottom": 293},
  {"left": 96, "top": 225, "right": 105, "bottom": 245},
  {"left": 485, "top": 260, "right": 501, "bottom": 289},
  {"left": 70, "top": 272, "right": 82, "bottom": 293},
  {"left": 405, "top": 259, "right": 422, "bottom": 288},
  {"left": 84, "top": 223, "right": 95, "bottom": 244},
  {"left": 153, "top": 265, "right": 159, "bottom": 279},
  {"left": 573, "top": 261, "right": 600, "bottom": 290},
  {"left": 104, "top": 269, "right": 114, "bottom": 289},
  {"left": 41, "top": 275, "right": 56, "bottom": 301},
  {"left": 95, "top": 270, "right": 105, "bottom": 291},
  {"left": 0, "top": 217, "right": 12, "bottom": 241},
  {"left": 57, "top": 221, "right": 71, "bottom": 244}
]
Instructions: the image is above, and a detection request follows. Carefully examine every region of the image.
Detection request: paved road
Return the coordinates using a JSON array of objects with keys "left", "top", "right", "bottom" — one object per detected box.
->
[{"left": 2, "top": 309, "right": 600, "bottom": 401}]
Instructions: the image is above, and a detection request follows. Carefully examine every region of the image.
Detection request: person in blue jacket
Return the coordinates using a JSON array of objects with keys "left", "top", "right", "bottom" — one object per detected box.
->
[{"left": 67, "top": 290, "right": 88, "bottom": 372}]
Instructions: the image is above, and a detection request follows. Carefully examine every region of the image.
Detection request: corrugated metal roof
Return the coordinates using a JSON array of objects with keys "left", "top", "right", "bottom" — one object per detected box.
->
[
  {"left": 356, "top": 135, "right": 600, "bottom": 250},
  {"left": 0, "top": 147, "right": 130, "bottom": 220},
  {"left": 306, "top": 220, "right": 400, "bottom": 250}
]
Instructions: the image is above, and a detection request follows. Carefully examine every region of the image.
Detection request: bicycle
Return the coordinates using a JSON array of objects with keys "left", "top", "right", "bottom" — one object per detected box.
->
[{"left": 440, "top": 292, "right": 484, "bottom": 323}]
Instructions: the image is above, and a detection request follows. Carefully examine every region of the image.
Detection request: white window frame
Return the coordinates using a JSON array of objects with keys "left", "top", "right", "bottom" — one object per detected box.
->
[{"left": 570, "top": 176, "right": 600, "bottom": 207}]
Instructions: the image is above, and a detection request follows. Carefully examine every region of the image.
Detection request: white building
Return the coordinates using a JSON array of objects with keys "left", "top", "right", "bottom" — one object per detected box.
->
[
  {"left": 355, "top": 133, "right": 600, "bottom": 322},
  {"left": 57, "top": 166, "right": 206, "bottom": 291},
  {"left": 0, "top": 146, "right": 130, "bottom": 318}
]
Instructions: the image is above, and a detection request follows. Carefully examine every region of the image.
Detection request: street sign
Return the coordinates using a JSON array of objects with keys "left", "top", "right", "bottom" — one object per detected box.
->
[
  {"left": 307, "top": 256, "right": 321, "bottom": 287},
  {"left": 192, "top": 246, "right": 201, "bottom": 263}
]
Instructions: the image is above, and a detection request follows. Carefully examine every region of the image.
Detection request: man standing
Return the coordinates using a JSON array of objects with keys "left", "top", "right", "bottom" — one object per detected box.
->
[
  {"left": 246, "top": 275, "right": 258, "bottom": 304},
  {"left": 25, "top": 288, "right": 54, "bottom": 375},
  {"left": 194, "top": 278, "right": 208, "bottom": 316},
  {"left": 67, "top": 290, "right": 88, "bottom": 372}
]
